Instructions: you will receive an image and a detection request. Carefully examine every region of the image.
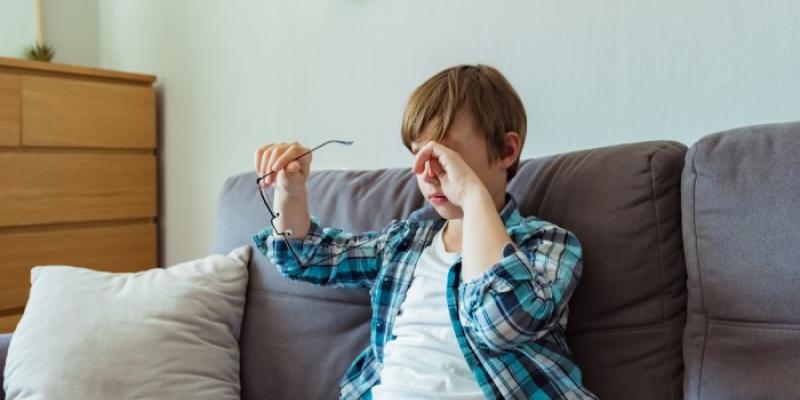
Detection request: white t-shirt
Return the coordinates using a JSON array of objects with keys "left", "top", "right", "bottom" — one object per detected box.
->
[{"left": 371, "top": 222, "right": 484, "bottom": 399}]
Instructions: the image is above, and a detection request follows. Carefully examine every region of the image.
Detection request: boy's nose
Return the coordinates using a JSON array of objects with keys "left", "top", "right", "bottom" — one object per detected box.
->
[{"left": 422, "top": 161, "right": 438, "bottom": 182}]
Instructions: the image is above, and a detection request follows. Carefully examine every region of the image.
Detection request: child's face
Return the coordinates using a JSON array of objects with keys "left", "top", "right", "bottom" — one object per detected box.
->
[{"left": 410, "top": 110, "right": 513, "bottom": 220}]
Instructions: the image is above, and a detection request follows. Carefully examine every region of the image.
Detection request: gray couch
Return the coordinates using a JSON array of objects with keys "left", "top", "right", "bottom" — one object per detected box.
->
[{"left": 1, "top": 121, "right": 798, "bottom": 399}]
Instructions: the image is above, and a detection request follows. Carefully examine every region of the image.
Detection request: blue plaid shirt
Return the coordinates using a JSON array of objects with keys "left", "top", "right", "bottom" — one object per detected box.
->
[{"left": 253, "top": 193, "right": 597, "bottom": 399}]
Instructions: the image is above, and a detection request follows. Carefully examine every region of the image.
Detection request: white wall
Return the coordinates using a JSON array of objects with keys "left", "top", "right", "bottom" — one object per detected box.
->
[
  {"left": 0, "top": 1, "right": 36, "bottom": 58},
  {"left": 8, "top": 1, "right": 800, "bottom": 265},
  {"left": 0, "top": 0, "right": 98, "bottom": 66},
  {"left": 43, "top": 0, "right": 99, "bottom": 66}
]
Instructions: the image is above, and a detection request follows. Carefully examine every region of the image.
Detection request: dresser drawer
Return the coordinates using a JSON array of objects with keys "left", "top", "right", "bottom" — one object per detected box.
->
[
  {"left": 0, "top": 221, "right": 158, "bottom": 313},
  {"left": 22, "top": 75, "right": 156, "bottom": 149},
  {"left": 0, "top": 313, "right": 21, "bottom": 333},
  {"left": 0, "top": 58, "right": 159, "bottom": 335},
  {"left": 0, "top": 73, "right": 21, "bottom": 147},
  {"left": 0, "top": 151, "right": 156, "bottom": 227}
]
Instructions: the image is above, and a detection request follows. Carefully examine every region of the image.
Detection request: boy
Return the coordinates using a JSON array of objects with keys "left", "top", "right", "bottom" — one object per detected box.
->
[{"left": 252, "top": 65, "right": 597, "bottom": 399}]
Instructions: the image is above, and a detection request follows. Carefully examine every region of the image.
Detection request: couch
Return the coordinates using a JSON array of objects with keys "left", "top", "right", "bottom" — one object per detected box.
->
[{"left": 2, "top": 121, "right": 798, "bottom": 399}]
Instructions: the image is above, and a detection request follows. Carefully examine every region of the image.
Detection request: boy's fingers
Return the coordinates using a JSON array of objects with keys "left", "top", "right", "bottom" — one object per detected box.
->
[
  {"left": 265, "top": 143, "right": 288, "bottom": 177},
  {"left": 273, "top": 143, "right": 301, "bottom": 172},
  {"left": 430, "top": 157, "right": 445, "bottom": 177},
  {"left": 414, "top": 142, "right": 445, "bottom": 174},
  {"left": 256, "top": 143, "right": 273, "bottom": 176},
  {"left": 259, "top": 145, "right": 274, "bottom": 178},
  {"left": 264, "top": 145, "right": 279, "bottom": 177},
  {"left": 263, "top": 145, "right": 281, "bottom": 178},
  {"left": 257, "top": 141, "right": 307, "bottom": 179},
  {"left": 412, "top": 144, "right": 433, "bottom": 174}
]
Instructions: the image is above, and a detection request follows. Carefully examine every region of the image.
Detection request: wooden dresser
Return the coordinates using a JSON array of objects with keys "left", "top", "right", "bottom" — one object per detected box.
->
[{"left": 0, "top": 57, "right": 158, "bottom": 333}]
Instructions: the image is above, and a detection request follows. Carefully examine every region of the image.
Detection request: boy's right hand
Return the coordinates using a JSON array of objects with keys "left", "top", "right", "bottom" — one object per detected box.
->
[{"left": 255, "top": 141, "right": 312, "bottom": 196}]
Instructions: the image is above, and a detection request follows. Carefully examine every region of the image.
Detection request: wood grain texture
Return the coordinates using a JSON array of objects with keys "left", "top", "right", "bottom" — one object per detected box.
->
[
  {"left": 0, "top": 221, "right": 158, "bottom": 313},
  {"left": 22, "top": 76, "right": 156, "bottom": 149},
  {"left": 0, "top": 312, "right": 22, "bottom": 333},
  {"left": 0, "top": 58, "right": 159, "bottom": 335},
  {"left": 0, "top": 73, "right": 21, "bottom": 147},
  {"left": 0, "top": 151, "right": 157, "bottom": 227},
  {"left": 0, "top": 56, "right": 156, "bottom": 84}
]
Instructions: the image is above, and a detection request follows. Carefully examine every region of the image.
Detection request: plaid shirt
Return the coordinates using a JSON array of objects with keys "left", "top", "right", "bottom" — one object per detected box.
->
[{"left": 253, "top": 193, "right": 597, "bottom": 399}]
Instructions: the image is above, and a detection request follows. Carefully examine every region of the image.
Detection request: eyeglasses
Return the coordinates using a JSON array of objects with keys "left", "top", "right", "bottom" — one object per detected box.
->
[{"left": 256, "top": 139, "right": 380, "bottom": 267}]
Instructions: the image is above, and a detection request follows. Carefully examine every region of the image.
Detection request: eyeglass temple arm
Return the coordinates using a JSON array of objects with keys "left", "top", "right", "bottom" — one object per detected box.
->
[{"left": 256, "top": 139, "right": 354, "bottom": 184}]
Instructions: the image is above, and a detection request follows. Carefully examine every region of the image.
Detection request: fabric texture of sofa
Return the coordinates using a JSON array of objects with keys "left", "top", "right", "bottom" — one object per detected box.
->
[{"left": 1, "top": 121, "right": 797, "bottom": 399}]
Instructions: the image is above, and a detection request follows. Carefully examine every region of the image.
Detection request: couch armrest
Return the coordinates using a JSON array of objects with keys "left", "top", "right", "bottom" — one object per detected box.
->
[{"left": 1, "top": 333, "right": 10, "bottom": 400}]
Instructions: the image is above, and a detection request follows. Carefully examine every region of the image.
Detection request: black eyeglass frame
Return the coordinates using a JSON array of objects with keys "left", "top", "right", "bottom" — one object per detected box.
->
[{"left": 256, "top": 139, "right": 378, "bottom": 266}]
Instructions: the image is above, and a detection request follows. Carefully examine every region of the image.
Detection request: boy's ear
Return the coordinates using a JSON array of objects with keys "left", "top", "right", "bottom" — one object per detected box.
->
[{"left": 503, "top": 131, "right": 522, "bottom": 164}]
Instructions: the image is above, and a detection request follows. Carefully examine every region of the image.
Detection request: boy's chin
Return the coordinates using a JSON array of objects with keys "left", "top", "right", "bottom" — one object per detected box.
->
[{"left": 431, "top": 202, "right": 463, "bottom": 220}]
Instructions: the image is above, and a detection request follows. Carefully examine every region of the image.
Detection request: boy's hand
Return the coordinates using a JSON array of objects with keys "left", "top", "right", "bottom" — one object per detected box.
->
[
  {"left": 412, "top": 141, "right": 485, "bottom": 207},
  {"left": 255, "top": 141, "right": 312, "bottom": 196}
]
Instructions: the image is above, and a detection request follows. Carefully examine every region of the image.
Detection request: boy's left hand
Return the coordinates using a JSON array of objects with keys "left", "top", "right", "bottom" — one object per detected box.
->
[{"left": 412, "top": 141, "right": 486, "bottom": 207}]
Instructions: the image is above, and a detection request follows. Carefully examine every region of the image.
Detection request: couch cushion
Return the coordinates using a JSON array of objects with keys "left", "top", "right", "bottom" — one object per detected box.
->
[
  {"left": 682, "top": 121, "right": 800, "bottom": 400},
  {"left": 511, "top": 141, "right": 687, "bottom": 400},
  {"left": 212, "top": 140, "right": 687, "bottom": 400},
  {"left": 3, "top": 246, "right": 250, "bottom": 400}
]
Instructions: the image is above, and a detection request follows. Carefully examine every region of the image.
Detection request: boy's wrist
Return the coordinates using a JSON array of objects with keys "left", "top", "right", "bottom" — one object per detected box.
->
[
  {"left": 461, "top": 185, "right": 492, "bottom": 211},
  {"left": 275, "top": 185, "right": 308, "bottom": 200}
]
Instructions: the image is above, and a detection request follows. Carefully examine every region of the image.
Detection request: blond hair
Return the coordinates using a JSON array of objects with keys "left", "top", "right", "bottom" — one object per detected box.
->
[{"left": 401, "top": 64, "right": 527, "bottom": 182}]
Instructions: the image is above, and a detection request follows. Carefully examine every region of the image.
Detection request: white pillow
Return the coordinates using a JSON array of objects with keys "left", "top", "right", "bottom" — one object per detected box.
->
[{"left": 3, "top": 245, "right": 251, "bottom": 400}]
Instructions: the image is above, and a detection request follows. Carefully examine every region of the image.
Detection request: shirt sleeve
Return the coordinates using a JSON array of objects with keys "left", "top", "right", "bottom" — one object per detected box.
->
[
  {"left": 457, "top": 223, "right": 583, "bottom": 351},
  {"left": 252, "top": 215, "right": 406, "bottom": 289}
]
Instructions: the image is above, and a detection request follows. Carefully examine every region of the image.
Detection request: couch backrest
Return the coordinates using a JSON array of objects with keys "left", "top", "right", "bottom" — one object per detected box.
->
[
  {"left": 681, "top": 121, "right": 800, "bottom": 400},
  {"left": 211, "top": 140, "right": 687, "bottom": 400}
]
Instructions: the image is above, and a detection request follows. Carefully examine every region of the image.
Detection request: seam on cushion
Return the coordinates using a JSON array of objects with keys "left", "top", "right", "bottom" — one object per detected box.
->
[
  {"left": 648, "top": 145, "right": 675, "bottom": 400},
  {"left": 707, "top": 319, "right": 800, "bottom": 332},
  {"left": 688, "top": 144, "right": 708, "bottom": 400}
]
